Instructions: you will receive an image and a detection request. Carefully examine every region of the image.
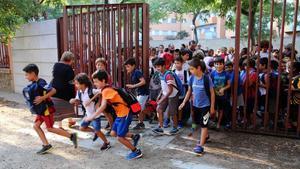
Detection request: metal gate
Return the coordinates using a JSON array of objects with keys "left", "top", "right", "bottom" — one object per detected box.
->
[
  {"left": 57, "top": 3, "right": 150, "bottom": 87},
  {"left": 0, "top": 42, "right": 11, "bottom": 69},
  {"left": 232, "top": 0, "right": 299, "bottom": 138}
]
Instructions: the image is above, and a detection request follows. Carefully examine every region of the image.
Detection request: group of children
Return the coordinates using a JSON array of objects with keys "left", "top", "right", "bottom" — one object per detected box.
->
[{"left": 22, "top": 40, "right": 300, "bottom": 159}]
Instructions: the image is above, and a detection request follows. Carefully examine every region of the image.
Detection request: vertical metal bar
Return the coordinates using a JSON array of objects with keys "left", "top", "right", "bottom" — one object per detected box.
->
[
  {"left": 95, "top": 6, "right": 100, "bottom": 59},
  {"left": 112, "top": 5, "right": 116, "bottom": 85},
  {"left": 297, "top": 106, "right": 300, "bottom": 136},
  {"left": 263, "top": 0, "right": 275, "bottom": 129},
  {"left": 286, "top": 0, "right": 299, "bottom": 133},
  {"left": 129, "top": 7, "right": 133, "bottom": 59},
  {"left": 247, "top": 0, "right": 255, "bottom": 129},
  {"left": 253, "top": 0, "right": 263, "bottom": 132},
  {"left": 101, "top": 7, "right": 105, "bottom": 59},
  {"left": 72, "top": 7, "right": 77, "bottom": 68},
  {"left": 103, "top": 6, "right": 107, "bottom": 63},
  {"left": 232, "top": 0, "right": 242, "bottom": 130},
  {"left": 135, "top": 5, "right": 140, "bottom": 69},
  {"left": 79, "top": 7, "right": 84, "bottom": 73},
  {"left": 274, "top": 0, "right": 287, "bottom": 131},
  {"left": 117, "top": 5, "right": 122, "bottom": 87},
  {"left": 63, "top": 6, "right": 68, "bottom": 51},
  {"left": 142, "top": 4, "right": 149, "bottom": 82},
  {"left": 107, "top": 5, "right": 111, "bottom": 74},
  {"left": 123, "top": 6, "right": 128, "bottom": 86}
]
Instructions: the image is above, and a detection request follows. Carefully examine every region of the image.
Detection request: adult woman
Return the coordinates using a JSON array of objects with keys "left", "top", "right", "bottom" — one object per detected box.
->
[{"left": 50, "top": 51, "right": 77, "bottom": 128}]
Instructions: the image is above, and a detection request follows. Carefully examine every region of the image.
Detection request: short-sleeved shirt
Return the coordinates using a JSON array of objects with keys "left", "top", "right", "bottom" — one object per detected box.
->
[
  {"left": 34, "top": 78, "right": 54, "bottom": 116},
  {"left": 210, "top": 70, "right": 230, "bottom": 99},
  {"left": 75, "top": 88, "right": 100, "bottom": 118},
  {"left": 131, "top": 69, "right": 149, "bottom": 96},
  {"left": 160, "top": 72, "right": 178, "bottom": 98},
  {"left": 189, "top": 75, "right": 214, "bottom": 108},
  {"left": 101, "top": 88, "right": 130, "bottom": 117}
]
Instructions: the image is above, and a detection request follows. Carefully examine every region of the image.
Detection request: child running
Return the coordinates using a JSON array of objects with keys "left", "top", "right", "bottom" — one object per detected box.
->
[
  {"left": 70, "top": 73, "right": 111, "bottom": 150},
  {"left": 179, "top": 59, "right": 215, "bottom": 154},
  {"left": 22, "top": 64, "right": 78, "bottom": 154},
  {"left": 84, "top": 70, "right": 142, "bottom": 160}
]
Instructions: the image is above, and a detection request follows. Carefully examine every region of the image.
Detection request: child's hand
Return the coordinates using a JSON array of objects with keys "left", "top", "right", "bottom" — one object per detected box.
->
[
  {"left": 219, "top": 88, "right": 225, "bottom": 95},
  {"left": 178, "top": 103, "right": 185, "bottom": 110},
  {"left": 84, "top": 116, "right": 93, "bottom": 122},
  {"left": 34, "top": 96, "right": 45, "bottom": 105},
  {"left": 210, "top": 106, "right": 215, "bottom": 116},
  {"left": 70, "top": 99, "right": 80, "bottom": 105},
  {"left": 126, "top": 84, "right": 135, "bottom": 89}
]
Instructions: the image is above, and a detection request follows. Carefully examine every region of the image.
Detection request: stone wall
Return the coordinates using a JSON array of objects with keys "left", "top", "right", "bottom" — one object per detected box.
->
[
  {"left": 0, "top": 69, "right": 13, "bottom": 91},
  {"left": 11, "top": 19, "right": 58, "bottom": 93}
]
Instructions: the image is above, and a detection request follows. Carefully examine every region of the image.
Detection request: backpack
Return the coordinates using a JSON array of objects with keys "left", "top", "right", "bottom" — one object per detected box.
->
[
  {"left": 190, "top": 74, "right": 211, "bottom": 102},
  {"left": 103, "top": 86, "right": 141, "bottom": 115},
  {"left": 22, "top": 79, "right": 52, "bottom": 115},
  {"left": 149, "top": 71, "right": 161, "bottom": 91},
  {"left": 172, "top": 69, "right": 189, "bottom": 84},
  {"left": 163, "top": 70, "right": 184, "bottom": 96}
]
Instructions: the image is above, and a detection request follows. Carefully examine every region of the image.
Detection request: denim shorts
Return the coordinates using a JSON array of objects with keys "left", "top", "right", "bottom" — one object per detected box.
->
[{"left": 81, "top": 117, "right": 101, "bottom": 132}]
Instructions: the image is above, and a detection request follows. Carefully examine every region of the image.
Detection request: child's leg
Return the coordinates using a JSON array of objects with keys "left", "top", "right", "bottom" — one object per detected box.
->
[
  {"left": 33, "top": 120, "right": 49, "bottom": 146},
  {"left": 117, "top": 137, "right": 136, "bottom": 151},
  {"left": 217, "top": 110, "right": 223, "bottom": 128},
  {"left": 169, "top": 96, "right": 179, "bottom": 128},
  {"left": 199, "top": 127, "right": 208, "bottom": 146},
  {"left": 103, "top": 112, "right": 114, "bottom": 127},
  {"left": 172, "top": 114, "right": 178, "bottom": 128},
  {"left": 47, "top": 128, "right": 71, "bottom": 138},
  {"left": 92, "top": 118, "right": 109, "bottom": 143},
  {"left": 157, "top": 109, "right": 163, "bottom": 127}
]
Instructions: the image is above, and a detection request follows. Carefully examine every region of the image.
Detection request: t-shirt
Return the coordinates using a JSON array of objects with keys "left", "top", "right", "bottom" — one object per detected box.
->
[
  {"left": 174, "top": 69, "right": 189, "bottom": 99},
  {"left": 160, "top": 72, "right": 178, "bottom": 98},
  {"left": 210, "top": 70, "right": 230, "bottom": 99},
  {"left": 51, "top": 62, "right": 75, "bottom": 101},
  {"left": 101, "top": 88, "right": 130, "bottom": 117},
  {"left": 131, "top": 69, "right": 149, "bottom": 96},
  {"left": 33, "top": 78, "right": 54, "bottom": 115},
  {"left": 189, "top": 75, "right": 214, "bottom": 108},
  {"left": 75, "top": 88, "right": 100, "bottom": 118}
]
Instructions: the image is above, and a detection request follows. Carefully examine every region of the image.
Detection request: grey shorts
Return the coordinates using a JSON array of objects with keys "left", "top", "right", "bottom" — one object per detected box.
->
[{"left": 157, "top": 95, "right": 179, "bottom": 116}]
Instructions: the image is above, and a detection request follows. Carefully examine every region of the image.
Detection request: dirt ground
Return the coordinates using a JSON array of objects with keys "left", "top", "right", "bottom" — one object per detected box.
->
[{"left": 0, "top": 95, "right": 300, "bottom": 169}]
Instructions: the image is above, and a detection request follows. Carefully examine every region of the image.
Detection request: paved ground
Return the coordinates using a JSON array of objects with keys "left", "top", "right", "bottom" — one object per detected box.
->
[{"left": 0, "top": 91, "right": 300, "bottom": 169}]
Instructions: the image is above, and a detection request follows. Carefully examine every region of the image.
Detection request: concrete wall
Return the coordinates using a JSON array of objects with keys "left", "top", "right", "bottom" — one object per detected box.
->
[
  {"left": 12, "top": 19, "right": 58, "bottom": 93},
  {"left": 0, "top": 69, "right": 13, "bottom": 91}
]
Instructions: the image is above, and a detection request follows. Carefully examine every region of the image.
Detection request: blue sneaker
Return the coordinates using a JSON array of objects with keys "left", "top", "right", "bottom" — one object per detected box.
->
[
  {"left": 152, "top": 127, "right": 164, "bottom": 135},
  {"left": 178, "top": 121, "right": 183, "bottom": 129},
  {"left": 126, "top": 149, "right": 143, "bottom": 160},
  {"left": 194, "top": 145, "right": 204, "bottom": 154},
  {"left": 163, "top": 118, "right": 170, "bottom": 128},
  {"left": 132, "top": 134, "right": 141, "bottom": 147},
  {"left": 169, "top": 128, "right": 179, "bottom": 135}
]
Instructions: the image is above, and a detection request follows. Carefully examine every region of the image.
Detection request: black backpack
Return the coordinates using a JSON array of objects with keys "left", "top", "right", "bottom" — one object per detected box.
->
[
  {"left": 103, "top": 86, "right": 141, "bottom": 115},
  {"left": 190, "top": 74, "right": 211, "bottom": 102},
  {"left": 77, "top": 87, "right": 98, "bottom": 115}
]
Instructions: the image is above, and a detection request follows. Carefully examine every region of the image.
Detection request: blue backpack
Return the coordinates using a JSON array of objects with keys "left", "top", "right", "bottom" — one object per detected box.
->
[
  {"left": 163, "top": 70, "right": 184, "bottom": 96},
  {"left": 22, "top": 79, "right": 51, "bottom": 115}
]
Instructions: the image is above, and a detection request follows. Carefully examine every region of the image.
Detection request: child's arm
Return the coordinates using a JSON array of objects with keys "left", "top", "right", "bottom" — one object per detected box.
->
[
  {"left": 210, "top": 87, "right": 215, "bottom": 115},
  {"left": 34, "top": 88, "right": 56, "bottom": 105},
  {"left": 220, "top": 79, "right": 231, "bottom": 94},
  {"left": 126, "top": 77, "right": 146, "bottom": 89},
  {"left": 69, "top": 98, "right": 80, "bottom": 105},
  {"left": 84, "top": 98, "right": 107, "bottom": 122},
  {"left": 179, "top": 86, "right": 192, "bottom": 110}
]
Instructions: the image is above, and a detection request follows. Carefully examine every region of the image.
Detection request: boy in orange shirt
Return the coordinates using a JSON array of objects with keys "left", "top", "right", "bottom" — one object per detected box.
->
[{"left": 84, "top": 70, "right": 142, "bottom": 160}]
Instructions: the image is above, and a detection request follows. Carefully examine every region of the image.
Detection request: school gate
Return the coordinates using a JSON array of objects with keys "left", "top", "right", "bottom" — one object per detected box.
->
[
  {"left": 231, "top": 0, "right": 299, "bottom": 138},
  {"left": 57, "top": 3, "right": 150, "bottom": 87},
  {"left": 56, "top": 2, "right": 300, "bottom": 138}
]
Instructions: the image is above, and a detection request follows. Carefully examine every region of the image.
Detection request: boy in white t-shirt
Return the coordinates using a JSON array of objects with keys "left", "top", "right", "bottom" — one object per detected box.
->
[
  {"left": 173, "top": 56, "right": 190, "bottom": 128},
  {"left": 70, "top": 73, "right": 111, "bottom": 151}
]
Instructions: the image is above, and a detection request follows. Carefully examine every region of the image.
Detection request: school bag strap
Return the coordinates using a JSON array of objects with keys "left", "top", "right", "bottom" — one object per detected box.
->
[{"left": 190, "top": 74, "right": 211, "bottom": 102}]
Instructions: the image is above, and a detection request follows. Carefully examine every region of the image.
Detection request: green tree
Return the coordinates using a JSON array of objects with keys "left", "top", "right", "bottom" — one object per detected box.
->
[{"left": 176, "top": 30, "right": 189, "bottom": 39}]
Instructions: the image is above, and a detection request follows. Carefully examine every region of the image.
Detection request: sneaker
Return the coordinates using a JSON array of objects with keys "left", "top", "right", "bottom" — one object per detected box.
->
[
  {"left": 152, "top": 127, "right": 164, "bottom": 135},
  {"left": 132, "top": 134, "right": 141, "bottom": 147},
  {"left": 92, "top": 133, "right": 98, "bottom": 142},
  {"left": 133, "top": 122, "right": 145, "bottom": 130},
  {"left": 36, "top": 144, "right": 53, "bottom": 155},
  {"left": 178, "top": 121, "right": 183, "bottom": 129},
  {"left": 68, "top": 121, "right": 76, "bottom": 128},
  {"left": 100, "top": 142, "right": 111, "bottom": 151},
  {"left": 163, "top": 118, "right": 170, "bottom": 128},
  {"left": 70, "top": 133, "right": 78, "bottom": 148},
  {"left": 169, "top": 128, "right": 179, "bottom": 135},
  {"left": 126, "top": 149, "right": 143, "bottom": 160},
  {"left": 193, "top": 145, "right": 204, "bottom": 154}
]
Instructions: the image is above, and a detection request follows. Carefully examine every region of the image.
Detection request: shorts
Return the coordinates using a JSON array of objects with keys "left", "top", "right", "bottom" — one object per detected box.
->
[
  {"left": 137, "top": 95, "right": 149, "bottom": 111},
  {"left": 112, "top": 113, "right": 132, "bottom": 137},
  {"left": 193, "top": 106, "right": 210, "bottom": 128},
  {"left": 81, "top": 117, "right": 101, "bottom": 132},
  {"left": 215, "top": 97, "right": 226, "bottom": 111},
  {"left": 157, "top": 94, "right": 179, "bottom": 116},
  {"left": 35, "top": 113, "right": 54, "bottom": 128}
]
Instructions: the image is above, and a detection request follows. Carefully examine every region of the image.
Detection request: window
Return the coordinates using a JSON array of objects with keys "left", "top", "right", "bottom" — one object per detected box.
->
[{"left": 171, "top": 18, "right": 176, "bottom": 23}]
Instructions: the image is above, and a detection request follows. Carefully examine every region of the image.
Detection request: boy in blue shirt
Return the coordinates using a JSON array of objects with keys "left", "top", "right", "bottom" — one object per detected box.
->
[
  {"left": 22, "top": 64, "right": 78, "bottom": 154},
  {"left": 211, "top": 57, "right": 231, "bottom": 129},
  {"left": 124, "top": 58, "right": 149, "bottom": 130},
  {"left": 179, "top": 59, "right": 215, "bottom": 154}
]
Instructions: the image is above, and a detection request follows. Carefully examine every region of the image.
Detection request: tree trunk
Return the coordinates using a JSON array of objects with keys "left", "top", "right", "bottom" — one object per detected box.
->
[{"left": 192, "top": 13, "right": 199, "bottom": 43}]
